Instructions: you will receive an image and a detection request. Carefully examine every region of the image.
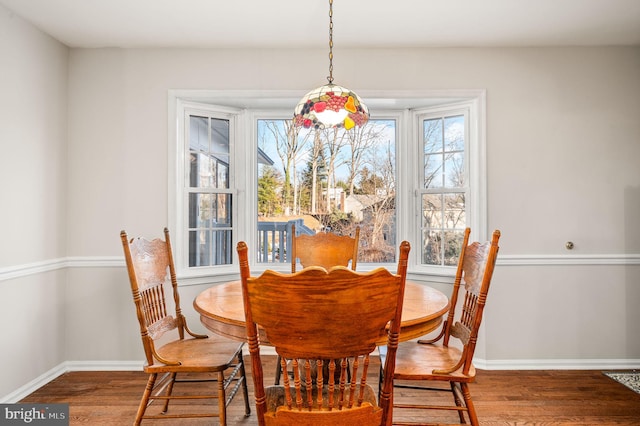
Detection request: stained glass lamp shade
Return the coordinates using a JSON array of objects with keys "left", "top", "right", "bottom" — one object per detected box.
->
[{"left": 293, "top": 84, "right": 369, "bottom": 130}]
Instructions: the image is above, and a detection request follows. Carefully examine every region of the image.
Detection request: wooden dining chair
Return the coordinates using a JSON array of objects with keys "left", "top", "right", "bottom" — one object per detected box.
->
[
  {"left": 274, "top": 223, "right": 361, "bottom": 384},
  {"left": 120, "top": 228, "right": 251, "bottom": 425},
  {"left": 237, "top": 240, "right": 410, "bottom": 426},
  {"left": 290, "top": 223, "right": 360, "bottom": 272},
  {"left": 384, "top": 228, "right": 500, "bottom": 426}
]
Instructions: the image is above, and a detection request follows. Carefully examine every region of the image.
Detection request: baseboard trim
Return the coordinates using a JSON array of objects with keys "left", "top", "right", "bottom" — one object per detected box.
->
[
  {"left": 62, "top": 360, "right": 143, "bottom": 371},
  {"left": 4, "top": 357, "right": 640, "bottom": 403},
  {"left": 0, "top": 360, "right": 142, "bottom": 403},
  {"left": 1, "top": 363, "right": 68, "bottom": 403},
  {"left": 474, "top": 358, "right": 640, "bottom": 370}
]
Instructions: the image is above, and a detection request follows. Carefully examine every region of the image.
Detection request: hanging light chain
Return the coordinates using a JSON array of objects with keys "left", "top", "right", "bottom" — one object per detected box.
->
[{"left": 327, "top": 0, "right": 334, "bottom": 84}]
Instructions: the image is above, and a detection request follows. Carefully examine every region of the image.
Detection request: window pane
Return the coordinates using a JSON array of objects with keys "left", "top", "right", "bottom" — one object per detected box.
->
[
  {"left": 425, "top": 115, "right": 465, "bottom": 190},
  {"left": 210, "top": 119, "right": 230, "bottom": 156},
  {"left": 422, "top": 191, "right": 466, "bottom": 266},
  {"left": 422, "top": 194, "right": 443, "bottom": 228},
  {"left": 443, "top": 193, "right": 465, "bottom": 229},
  {"left": 422, "top": 228, "right": 464, "bottom": 266},
  {"left": 424, "top": 118, "right": 443, "bottom": 154},
  {"left": 189, "top": 192, "right": 211, "bottom": 228},
  {"left": 189, "top": 116, "right": 209, "bottom": 152},
  {"left": 444, "top": 115, "right": 464, "bottom": 151},
  {"left": 189, "top": 117, "right": 229, "bottom": 189},
  {"left": 444, "top": 152, "right": 464, "bottom": 188},
  {"left": 213, "top": 193, "right": 232, "bottom": 226},
  {"left": 217, "top": 162, "right": 229, "bottom": 189},
  {"left": 257, "top": 119, "right": 396, "bottom": 264},
  {"left": 424, "top": 153, "right": 443, "bottom": 188},
  {"left": 422, "top": 229, "right": 443, "bottom": 265},
  {"left": 188, "top": 229, "right": 232, "bottom": 267},
  {"left": 443, "top": 229, "right": 465, "bottom": 266},
  {"left": 189, "top": 192, "right": 232, "bottom": 228},
  {"left": 189, "top": 229, "right": 207, "bottom": 266}
]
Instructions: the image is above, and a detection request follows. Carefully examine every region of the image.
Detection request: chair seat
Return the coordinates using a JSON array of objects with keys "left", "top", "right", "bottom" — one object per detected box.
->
[
  {"left": 393, "top": 341, "right": 476, "bottom": 382},
  {"left": 145, "top": 337, "right": 245, "bottom": 373}
]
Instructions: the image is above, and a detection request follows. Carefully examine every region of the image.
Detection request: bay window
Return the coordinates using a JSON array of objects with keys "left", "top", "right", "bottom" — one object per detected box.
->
[{"left": 170, "top": 92, "right": 485, "bottom": 280}]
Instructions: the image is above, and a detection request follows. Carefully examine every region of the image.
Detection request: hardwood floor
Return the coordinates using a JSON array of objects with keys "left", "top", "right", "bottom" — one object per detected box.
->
[{"left": 20, "top": 355, "right": 640, "bottom": 425}]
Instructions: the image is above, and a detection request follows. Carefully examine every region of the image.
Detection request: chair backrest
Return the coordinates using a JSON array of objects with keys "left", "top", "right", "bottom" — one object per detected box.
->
[
  {"left": 121, "top": 228, "right": 186, "bottom": 366},
  {"left": 441, "top": 228, "right": 501, "bottom": 375},
  {"left": 290, "top": 223, "right": 360, "bottom": 272},
  {"left": 238, "top": 240, "right": 410, "bottom": 426}
]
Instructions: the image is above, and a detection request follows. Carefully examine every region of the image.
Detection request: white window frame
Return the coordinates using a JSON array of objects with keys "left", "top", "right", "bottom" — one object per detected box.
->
[
  {"left": 169, "top": 90, "right": 486, "bottom": 284},
  {"left": 409, "top": 98, "right": 487, "bottom": 277},
  {"left": 170, "top": 99, "right": 244, "bottom": 280}
]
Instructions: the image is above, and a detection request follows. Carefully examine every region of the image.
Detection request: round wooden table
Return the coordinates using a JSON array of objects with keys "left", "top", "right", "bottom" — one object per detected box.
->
[{"left": 194, "top": 280, "right": 450, "bottom": 345}]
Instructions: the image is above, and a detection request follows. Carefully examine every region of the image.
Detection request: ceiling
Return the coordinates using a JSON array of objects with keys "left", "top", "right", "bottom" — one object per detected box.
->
[{"left": 1, "top": 0, "right": 639, "bottom": 49}]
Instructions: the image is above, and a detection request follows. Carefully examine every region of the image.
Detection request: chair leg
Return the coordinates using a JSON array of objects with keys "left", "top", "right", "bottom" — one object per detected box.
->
[
  {"left": 274, "top": 354, "right": 283, "bottom": 385},
  {"left": 460, "top": 382, "right": 479, "bottom": 426},
  {"left": 217, "top": 371, "right": 227, "bottom": 426},
  {"left": 134, "top": 373, "right": 156, "bottom": 426},
  {"left": 239, "top": 351, "right": 251, "bottom": 416},
  {"left": 161, "top": 372, "right": 177, "bottom": 414},
  {"left": 449, "top": 382, "right": 465, "bottom": 423}
]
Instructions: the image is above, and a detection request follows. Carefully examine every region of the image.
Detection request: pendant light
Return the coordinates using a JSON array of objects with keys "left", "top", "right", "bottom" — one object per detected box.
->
[{"left": 293, "top": 0, "right": 369, "bottom": 130}]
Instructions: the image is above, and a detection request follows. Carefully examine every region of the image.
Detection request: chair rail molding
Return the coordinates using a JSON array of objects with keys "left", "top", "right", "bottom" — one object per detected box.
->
[
  {"left": 1, "top": 253, "right": 639, "bottom": 282},
  {"left": 497, "top": 253, "right": 640, "bottom": 266},
  {"left": 0, "top": 256, "right": 123, "bottom": 282}
]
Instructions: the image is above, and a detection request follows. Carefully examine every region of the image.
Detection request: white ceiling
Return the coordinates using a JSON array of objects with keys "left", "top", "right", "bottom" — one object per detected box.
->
[{"left": 1, "top": 0, "right": 639, "bottom": 49}]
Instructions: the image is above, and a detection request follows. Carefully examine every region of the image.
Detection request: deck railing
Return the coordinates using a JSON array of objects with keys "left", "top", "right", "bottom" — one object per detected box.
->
[{"left": 257, "top": 218, "right": 313, "bottom": 263}]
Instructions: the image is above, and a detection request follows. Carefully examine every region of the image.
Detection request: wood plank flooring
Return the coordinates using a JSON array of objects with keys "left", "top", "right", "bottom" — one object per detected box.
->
[{"left": 20, "top": 355, "right": 640, "bottom": 425}]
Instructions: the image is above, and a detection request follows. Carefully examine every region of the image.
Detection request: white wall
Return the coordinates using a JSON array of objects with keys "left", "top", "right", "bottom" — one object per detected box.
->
[
  {"left": 0, "top": 4, "right": 68, "bottom": 399},
  {"left": 63, "top": 47, "right": 640, "bottom": 259},
  {"left": 0, "top": 4, "right": 68, "bottom": 264},
  {"left": 63, "top": 46, "right": 640, "bottom": 360},
  {"left": 1, "top": 2, "right": 639, "bottom": 401}
]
